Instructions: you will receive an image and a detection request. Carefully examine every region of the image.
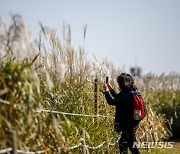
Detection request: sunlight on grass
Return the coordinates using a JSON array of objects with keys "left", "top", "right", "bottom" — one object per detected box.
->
[{"left": 0, "top": 14, "right": 179, "bottom": 153}]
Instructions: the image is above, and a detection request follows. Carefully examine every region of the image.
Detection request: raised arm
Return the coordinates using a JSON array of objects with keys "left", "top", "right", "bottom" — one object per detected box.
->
[
  {"left": 110, "top": 89, "right": 118, "bottom": 98},
  {"left": 104, "top": 91, "right": 126, "bottom": 106},
  {"left": 107, "top": 83, "right": 118, "bottom": 98}
]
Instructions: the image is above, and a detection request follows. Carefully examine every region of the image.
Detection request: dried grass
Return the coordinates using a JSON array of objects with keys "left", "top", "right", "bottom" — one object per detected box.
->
[{"left": 0, "top": 14, "right": 178, "bottom": 153}]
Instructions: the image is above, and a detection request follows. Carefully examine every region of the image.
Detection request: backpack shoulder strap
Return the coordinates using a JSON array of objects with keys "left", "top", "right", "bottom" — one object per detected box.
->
[{"left": 130, "top": 89, "right": 142, "bottom": 98}]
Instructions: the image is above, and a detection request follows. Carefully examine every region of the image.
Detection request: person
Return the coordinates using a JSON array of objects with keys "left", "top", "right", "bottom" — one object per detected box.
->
[{"left": 104, "top": 73, "right": 141, "bottom": 154}]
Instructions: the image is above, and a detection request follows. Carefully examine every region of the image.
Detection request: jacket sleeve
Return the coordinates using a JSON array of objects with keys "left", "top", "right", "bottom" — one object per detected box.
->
[
  {"left": 110, "top": 89, "right": 118, "bottom": 98},
  {"left": 104, "top": 91, "right": 127, "bottom": 106}
]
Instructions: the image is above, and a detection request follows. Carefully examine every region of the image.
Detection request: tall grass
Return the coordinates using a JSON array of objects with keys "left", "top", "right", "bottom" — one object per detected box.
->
[{"left": 0, "top": 14, "right": 179, "bottom": 153}]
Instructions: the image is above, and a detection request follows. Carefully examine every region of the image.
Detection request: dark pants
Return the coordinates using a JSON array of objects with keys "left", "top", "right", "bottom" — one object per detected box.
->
[{"left": 119, "top": 127, "right": 140, "bottom": 154}]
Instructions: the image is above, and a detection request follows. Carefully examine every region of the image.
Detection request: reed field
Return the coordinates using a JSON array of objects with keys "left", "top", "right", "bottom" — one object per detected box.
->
[{"left": 0, "top": 14, "right": 180, "bottom": 153}]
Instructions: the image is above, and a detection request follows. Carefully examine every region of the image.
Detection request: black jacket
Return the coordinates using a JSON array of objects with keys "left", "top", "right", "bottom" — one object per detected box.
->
[{"left": 104, "top": 89, "right": 140, "bottom": 132}]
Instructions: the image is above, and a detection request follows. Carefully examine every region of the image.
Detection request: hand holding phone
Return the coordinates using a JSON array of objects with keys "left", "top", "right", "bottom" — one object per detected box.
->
[{"left": 106, "top": 76, "right": 113, "bottom": 90}]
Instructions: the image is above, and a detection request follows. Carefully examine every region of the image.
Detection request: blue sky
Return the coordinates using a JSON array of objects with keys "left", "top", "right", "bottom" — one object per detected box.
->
[{"left": 1, "top": 0, "right": 180, "bottom": 74}]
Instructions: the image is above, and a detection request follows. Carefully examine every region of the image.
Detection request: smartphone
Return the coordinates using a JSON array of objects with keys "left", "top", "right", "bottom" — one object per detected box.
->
[{"left": 106, "top": 76, "right": 109, "bottom": 84}]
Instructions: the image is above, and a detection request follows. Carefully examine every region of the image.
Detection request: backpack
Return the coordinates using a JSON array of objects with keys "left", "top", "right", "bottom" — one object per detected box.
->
[{"left": 131, "top": 91, "right": 147, "bottom": 120}]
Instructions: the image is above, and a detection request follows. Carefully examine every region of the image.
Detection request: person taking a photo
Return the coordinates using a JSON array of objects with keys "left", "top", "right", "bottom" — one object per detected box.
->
[{"left": 104, "top": 73, "right": 145, "bottom": 154}]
